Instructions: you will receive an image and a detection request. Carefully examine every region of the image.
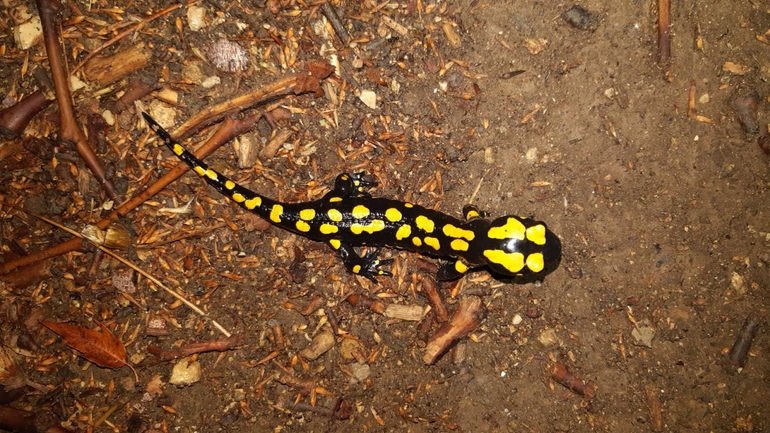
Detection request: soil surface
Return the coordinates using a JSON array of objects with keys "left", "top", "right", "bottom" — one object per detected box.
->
[{"left": 1, "top": 0, "right": 768, "bottom": 432}]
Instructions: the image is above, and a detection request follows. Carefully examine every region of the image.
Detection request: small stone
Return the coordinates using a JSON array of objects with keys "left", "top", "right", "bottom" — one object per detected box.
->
[
  {"left": 102, "top": 110, "right": 115, "bottom": 126},
  {"left": 537, "top": 328, "right": 559, "bottom": 347},
  {"left": 511, "top": 313, "right": 523, "bottom": 325},
  {"left": 348, "top": 362, "right": 371, "bottom": 383},
  {"left": 562, "top": 5, "right": 599, "bottom": 31},
  {"left": 359, "top": 89, "right": 377, "bottom": 109},
  {"left": 187, "top": 6, "right": 207, "bottom": 32},
  {"left": 525, "top": 147, "right": 538, "bottom": 162},
  {"left": 300, "top": 330, "right": 335, "bottom": 360},
  {"left": 169, "top": 357, "right": 201, "bottom": 386},
  {"left": 631, "top": 324, "right": 655, "bottom": 348},
  {"left": 13, "top": 16, "right": 42, "bottom": 50},
  {"left": 201, "top": 75, "right": 221, "bottom": 88},
  {"left": 730, "top": 272, "right": 745, "bottom": 293}
]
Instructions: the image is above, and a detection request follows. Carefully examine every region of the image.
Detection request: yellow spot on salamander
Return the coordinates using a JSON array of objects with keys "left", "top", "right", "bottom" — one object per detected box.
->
[
  {"left": 526, "top": 224, "right": 547, "bottom": 245},
  {"left": 385, "top": 208, "right": 402, "bottom": 222},
  {"left": 352, "top": 264, "right": 361, "bottom": 274},
  {"left": 329, "top": 197, "right": 343, "bottom": 203},
  {"left": 329, "top": 239, "right": 341, "bottom": 249},
  {"left": 415, "top": 215, "right": 435, "bottom": 233},
  {"left": 299, "top": 209, "right": 316, "bottom": 221},
  {"left": 350, "top": 219, "right": 385, "bottom": 235},
  {"left": 205, "top": 169, "right": 218, "bottom": 180},
  {"left": 245, "top": 196, "right": 261, "bottom": 210},
  {"left": 328, "top": 209, "right": 343, "bottom": 222},
  {"left": 412, "top": 237, "right": 422, "bottom": 247},
  {"left": 526, "top": 253, "right": 545, "bottom": 273},
  {"left": 395, "top": 224, "right": 411, "bottom": 240},
  {"left": 424, "top": 237, "right": 440, "bottom": 250},
  {"left": 224, "top": 180, "right": 236, "bottom": 190},
  {"left": 351, "top": 205, "right": 370, "bottom": 219},
  {"left": 483, "top": 249, "right": 525, "bottom": 273},
  {"left": 194, "top": 166, "right": 206, "bottom": 176},
  {"left": 296, "top": 220, "right": 311, "bottom": 232},
  {"left": 465, "top": 209, "right": 480, "bottom": 220},
  {"left": 320, "top": 223, "right": 338, "bottom": 234},
  {"left": 404, "top": 203, "right": 414, "bottom": 208},
  {"left": 442, "top": 224, "right": 475, "bottom": 241},
  {"left": 270, "top": 204, "right": 283, "bottom": 223},
  {"left": 487, "top": 217, "right": 526, "bottom": 240},
  {"left": 450, "top": 239, "right": 469, "bottom": 251},
  {"left": 172, "top": 144, "right": 185, "bottom": 156},
  {"left": 454, "top": 260, "right": 469, "bottom": 274},
  {"left": 232, "top": 193, "right": 246, "bottom": 203}
]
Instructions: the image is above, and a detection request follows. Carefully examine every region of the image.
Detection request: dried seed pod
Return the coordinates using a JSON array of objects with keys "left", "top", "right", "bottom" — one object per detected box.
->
[{"left": 81, "top": 223, "right": 132, "bottom": 249}]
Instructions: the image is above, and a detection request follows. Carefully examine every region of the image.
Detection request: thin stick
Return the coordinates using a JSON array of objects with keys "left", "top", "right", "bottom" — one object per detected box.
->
[
  {"left": 36, "top": 0, "right": 121, "bottom": 202},
  {"left": 657, "top": 0, "right": 671, "bottom": 63},
  {"left": 2, "top": 203, "right": 232, "bottom": 337}
]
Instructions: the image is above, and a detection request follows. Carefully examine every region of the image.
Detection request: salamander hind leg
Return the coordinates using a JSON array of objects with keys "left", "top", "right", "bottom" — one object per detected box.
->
[
  {"left": 437, "top": 259, "right": 473, "bottom": 281},
  {"left": 333, "top": 242, "right": 393, "bottom": 283}
]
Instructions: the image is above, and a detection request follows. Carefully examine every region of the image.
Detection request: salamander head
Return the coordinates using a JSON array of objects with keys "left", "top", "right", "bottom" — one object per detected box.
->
[{"left": 479, "top": 216, "right": 561, "bottom": 280}]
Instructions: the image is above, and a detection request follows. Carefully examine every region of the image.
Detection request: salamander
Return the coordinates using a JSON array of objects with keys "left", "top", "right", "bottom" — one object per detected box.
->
[{"left": 142, "top": 113, "right": 561, "bottom": 282}]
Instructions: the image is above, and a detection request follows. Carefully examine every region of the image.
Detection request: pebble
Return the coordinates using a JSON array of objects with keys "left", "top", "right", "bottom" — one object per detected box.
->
[
  {"left": 359, "top": 89, "right": 377, "bottom": 109},
  {"left": 13, "top": 16, "right": 41, "bottom": 50},
  {"left": 561, "top": 5, "right": 599, "bottom": 31},
  {"left": 169, "top": 357, "right": 202, "bottom": 386}
]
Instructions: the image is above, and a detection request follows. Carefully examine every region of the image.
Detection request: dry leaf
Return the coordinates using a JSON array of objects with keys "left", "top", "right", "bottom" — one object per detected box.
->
[
  {"left": 145, "top": 374, "right": 166, "bottom": 397},
  {"left": 0, "top": 346, "right": 25, "bottom": 390},
  {"left": 722, "top": 62, "right": 751, "bottom": 75},
  {"left": 41, "top": 321, "right": 128, "bottom": 369}
]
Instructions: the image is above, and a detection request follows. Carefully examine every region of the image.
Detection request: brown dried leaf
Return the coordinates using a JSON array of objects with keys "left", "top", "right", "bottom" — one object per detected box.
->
[
  {"left": 0, "top": 346, "right": 25, "bottom": 390},
  {"left": 41, "top": 321, "right": 127, "bottom": 369}
]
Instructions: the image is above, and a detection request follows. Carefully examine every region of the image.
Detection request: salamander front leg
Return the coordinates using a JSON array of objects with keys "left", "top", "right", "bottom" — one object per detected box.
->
[
  {"left": 463, "top": 205, "right": 490, "bottom": 221},
  {"left": 332, "top": 242, "right": 393, "bottom": 283},
  {"left": 324, "top": 173, "right": 377, "bottom": 201}
]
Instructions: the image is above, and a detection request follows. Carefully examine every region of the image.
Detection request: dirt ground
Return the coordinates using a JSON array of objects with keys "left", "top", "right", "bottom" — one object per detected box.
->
[{"left": 1, "top": 0, "right": 769, "bottom": 432}]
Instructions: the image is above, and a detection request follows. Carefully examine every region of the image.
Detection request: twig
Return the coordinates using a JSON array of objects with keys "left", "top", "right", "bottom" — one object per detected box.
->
[
  {"left": 35, "top": 0, "right": 121, "bottom": 202},
  {"left": 1, "top": 202, "right": 232, "bottom": 337},
  {"left": 547, "top": 361, "right": 597, "bottom": 398},
  {"left": 0, "top": 405, "right": 74, "bottom": 433},
  {"left": 147, "top": 335, "right": 243, "bottom": 361},
  {"left": 645, "top": 384, "right": 664, "bottom": 432},
  {"left": 168, "top": 61, "right": 334, "bottom": 140},
  {"left": 657, "top": 0, "right": 672, "bottom": 81},
  {"left": 0, "top": 90, "right": 53, "bottom": 140},
  {"left": 321, "top": 2, "right": 350, "bottom": 45},
  {"left": 423, "top": 296, "right": 487, "bottom": 364},
  {"left": 420, "top": 276, "right": 449, "bottom": 323},
  {"left": 728, "top": 315, "right": 760, "bottom": 368}
]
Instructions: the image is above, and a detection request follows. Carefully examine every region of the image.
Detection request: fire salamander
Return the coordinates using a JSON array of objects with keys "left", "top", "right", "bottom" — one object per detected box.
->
[{"left": 143, "top": 113, "right": 561, "bottom": 283}]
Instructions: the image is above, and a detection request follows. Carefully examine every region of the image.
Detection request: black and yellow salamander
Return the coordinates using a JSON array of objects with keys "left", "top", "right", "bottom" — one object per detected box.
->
[{"left": 143, "top": 113, "right": 561, "bottom": 283}]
